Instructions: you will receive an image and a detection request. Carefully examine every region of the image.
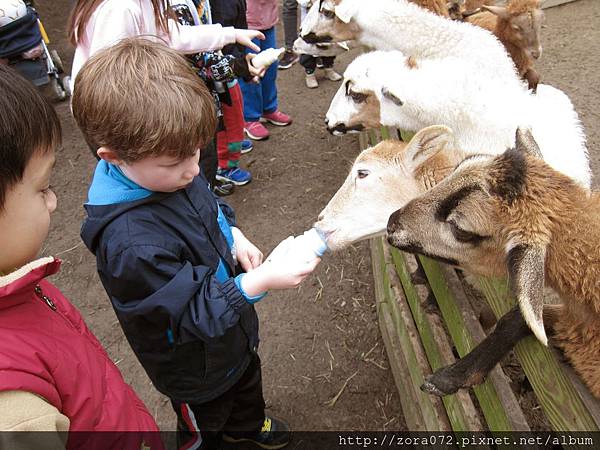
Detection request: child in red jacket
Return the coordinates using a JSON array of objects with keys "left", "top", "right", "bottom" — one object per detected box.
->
[{"left": 0, "top": 65, "right": 163, "bottom": 450}]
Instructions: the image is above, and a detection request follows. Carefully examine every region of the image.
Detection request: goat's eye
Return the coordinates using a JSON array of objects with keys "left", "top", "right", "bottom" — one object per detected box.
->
[
  {"left": 357, "top": 169, "right": 370, "bottom": 179},
  {"left": 448, "top": 220, "right": 488, "bottom": 245},
  {"left": 321, "top": 8, "right": 335, "bottom": 19},
  {"left": 349, "top": 90, "right": 368, "bottom": 103},
  {"left": 511, "top": 24, "right": 521, "bottom": 30}
]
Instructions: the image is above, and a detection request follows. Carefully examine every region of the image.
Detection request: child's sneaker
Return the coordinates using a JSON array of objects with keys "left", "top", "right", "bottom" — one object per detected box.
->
[
  {"left": 241, "top": 139, "right": 254, "bottom": 154},
  {"left": 324, "top": 68, "right": 342, "bottom": 81},
  {"left": 223, "top": 416, "right": 290, "bottom": 450},
  {"left": 245, "top": 121, "right": 270, "bottom": 140},
  {"left": 261, "top": 110, "right": 292, "bottom": 127},
  {"left": 305, "top": 73, "right": 318, "bottom": 89},
  {"left": 216, "top": 167, "right": 252, "bottom": 186},
  {"left": 278, "top": 50, "right": 299, "bottom": 70}
]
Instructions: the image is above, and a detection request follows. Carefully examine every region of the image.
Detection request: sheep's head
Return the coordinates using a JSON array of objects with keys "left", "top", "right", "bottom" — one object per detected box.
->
[
  {"left": 300, "top": 0, "right": 362, "bottom": 44},
  {"left": 326, "top": 51, "right": 421, "bottom": 134},
  {"left": 386, "top": 128, "right": 551, "bottom": 345},
  {"left": 484, "top": 0, "right": 544, "bottom": 60},
  {"left": 315, "top": 125, "right": 461, "bottom": 251}
]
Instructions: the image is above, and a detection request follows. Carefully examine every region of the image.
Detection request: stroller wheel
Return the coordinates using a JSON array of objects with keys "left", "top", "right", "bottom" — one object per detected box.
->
[
  {"left": 51, "top": 77, "right": 67, "bottom": 101},
  {"left": 50, "top": 49, "right": 64, "bottom": 74}
]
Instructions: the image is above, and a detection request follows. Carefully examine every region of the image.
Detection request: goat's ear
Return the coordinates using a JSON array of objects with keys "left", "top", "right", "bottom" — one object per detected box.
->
[
  {"left": 334, "top": 0, "right": 358, "bottom": 23},
  {"left": 506, "top": 242, "right": 548, "bottom": 346},
  {"left": 404, "top": 125, "right": 455, "bottom": 168},
  {"left": 481, "top": 5, "right": 510, "bottom": 19},
  {"left": 515, "top": 127, "right": 543, "bottom": 159}
]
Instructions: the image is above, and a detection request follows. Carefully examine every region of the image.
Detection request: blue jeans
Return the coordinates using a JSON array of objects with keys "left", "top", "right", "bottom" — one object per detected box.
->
[{"left": 239, "top": 26, "right": 278, "bottom": 122}]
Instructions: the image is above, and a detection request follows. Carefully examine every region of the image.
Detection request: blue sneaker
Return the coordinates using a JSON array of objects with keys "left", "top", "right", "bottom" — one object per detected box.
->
[
  {"left": 241, "top": 139, "right": 253, "bottom": 154},
  {"left": 216, "top": 167, "right": 252, "bottom": 186}
]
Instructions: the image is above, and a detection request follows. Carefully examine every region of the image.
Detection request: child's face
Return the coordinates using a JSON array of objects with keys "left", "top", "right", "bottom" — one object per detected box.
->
[
  {"left": 0, "top": 150, "right": 56, "bottom": 273},
  {"left": 113, "top": 150, "right": 201, "bottom": 192}
]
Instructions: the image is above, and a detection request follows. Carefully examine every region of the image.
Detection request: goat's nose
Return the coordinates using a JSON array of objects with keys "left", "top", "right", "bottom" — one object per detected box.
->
[
  {"left": 386, "top": 210, "right": 405, "bottom": 235},
  {"left": 324, "top": 117, "right": 329, "bottom": 125}
]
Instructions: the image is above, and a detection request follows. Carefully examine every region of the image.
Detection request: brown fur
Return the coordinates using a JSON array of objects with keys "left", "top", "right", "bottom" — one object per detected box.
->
[
  {"left": 467, "top": 155, "right": 600, "bottom": 396},
  {"left": 348, "top": 89, "right": 383, "bottom": 130},
  {"left": 467, "top": 0, "right": 543, "bottom": 91},
  {"left": 410, "top": 0, "right": 450, "bottom": 17},
  {"left": 386, "top": 138, "right": 600, "bottom": 397}
]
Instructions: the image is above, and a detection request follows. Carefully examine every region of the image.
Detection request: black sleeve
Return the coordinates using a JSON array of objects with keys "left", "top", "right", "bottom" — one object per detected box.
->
[{"left": 103, "top": 244, "right": 249, "bottom": 344}]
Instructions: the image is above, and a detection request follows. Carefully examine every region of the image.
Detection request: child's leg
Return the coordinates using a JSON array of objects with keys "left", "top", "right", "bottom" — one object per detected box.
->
[
  {"left": 300, "top": 54, "right": 319, "bottom": 88},
  {"left": 216, "top": 129, "right": 229, "bottom": 171},
  {"left": 321, "top": 56, "right": 336, "bottom": 69},
  {"left": 220, "top": 83, "right": 245, "bottom": 169},
  {"left": 170, "top": 356, "right": 266, "bottom": 450},
  {"left": 322, "top": 56, "right": 342, "bottom": 82},
  {"left": 199, "top": 137, "right": 218, "bottom": 186},
  {"left": 223, "top": 354, "right": 266, "bottom": 433},
  {"left": 222, "top": 354, "right": 290, "bottom": 448},
  {"left": 259, "top": 27, "right": 279, "bottom": 115},
  {"left": 299, "top": 54, "right": 317, "bottom": 74},
  {"left": 239, "top": 34, "right": 268, "bottom": 122}
]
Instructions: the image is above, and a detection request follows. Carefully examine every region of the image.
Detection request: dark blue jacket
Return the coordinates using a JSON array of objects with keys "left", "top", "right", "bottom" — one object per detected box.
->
[{"left": 81, "top": 164, "right": 259, "bottom": 403}]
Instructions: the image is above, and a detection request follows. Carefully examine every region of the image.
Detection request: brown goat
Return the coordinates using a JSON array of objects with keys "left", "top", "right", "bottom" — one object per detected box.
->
[
  {"left": 386, "top": 129, "right": 600, "bottom": 398},
  {"left": 466, "top": 0, "right": 544, "bottom": 91}
]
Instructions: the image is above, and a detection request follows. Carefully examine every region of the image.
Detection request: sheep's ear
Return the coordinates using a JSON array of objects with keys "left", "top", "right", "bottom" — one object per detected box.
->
[
  {"left": 381, "top": 87, "right": 403, "bottom": 107},
  {"left": 404, "top": 125, "right": 455, "bottom": 168},
  {"left": 335, "top": 0, "right": 358, "bottom": 23},
  {"left": 506, "top": 242, "right": 548, "bottom": 346},
  {"left": 515, "top": 127, "right": 543, "bottom": 159},
  {"left": 481, "top": 5, "right": 510, "bottom": 19}
]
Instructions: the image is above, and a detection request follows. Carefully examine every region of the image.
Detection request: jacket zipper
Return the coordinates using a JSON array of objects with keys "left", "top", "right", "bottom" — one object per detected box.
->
[{"left": 34, "top": 285, "right": 57, "bottom": 310}]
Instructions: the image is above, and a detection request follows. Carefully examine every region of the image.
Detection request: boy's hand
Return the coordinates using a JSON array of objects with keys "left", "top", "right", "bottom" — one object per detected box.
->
[
  {"left": 239, "top": 236, "right": 321, "bottom": 297},
  {"left": 245, "top": 54, "right": 267, "bottom": 82},
  {"left": 234, "top": 29, "right": 265, "bottom": 53},
  {"left": 232, "top": 227, "right": 263, "bottom": 271}
]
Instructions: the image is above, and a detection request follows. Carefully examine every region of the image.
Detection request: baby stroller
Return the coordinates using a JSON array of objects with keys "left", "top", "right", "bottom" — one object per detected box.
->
[{"left": 0, "top": 0, "right": 70, "bottom": 100}]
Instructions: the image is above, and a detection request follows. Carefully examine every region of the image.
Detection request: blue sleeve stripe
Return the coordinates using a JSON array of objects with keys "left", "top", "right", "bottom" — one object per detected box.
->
[{"left": 234, "top": 274, "right": 267, "bottom": 304}]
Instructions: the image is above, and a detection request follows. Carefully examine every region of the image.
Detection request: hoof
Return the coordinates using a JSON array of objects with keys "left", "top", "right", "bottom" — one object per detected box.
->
[{"left": 420, "top": 379, "right": 450, "bottom": 397}]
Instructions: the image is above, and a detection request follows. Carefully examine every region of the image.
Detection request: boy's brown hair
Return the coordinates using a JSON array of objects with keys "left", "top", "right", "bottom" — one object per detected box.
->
[
  {"left": 72, "top": 37, "right": 216, "bottom": 162},
  {"left": 0, "top": 66, "right": 61, "bottom": 210}
]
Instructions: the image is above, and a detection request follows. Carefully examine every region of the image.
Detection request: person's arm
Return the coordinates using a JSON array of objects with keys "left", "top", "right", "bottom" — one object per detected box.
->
[
  {"left": 104, "top": 244, "right": 251, "bottom": 344},
  {"left": 0, "top": 390, "right": 69, "bottom": 450},
  {"left": 86, "top": 2, "right": 143, "bottom": 57}
]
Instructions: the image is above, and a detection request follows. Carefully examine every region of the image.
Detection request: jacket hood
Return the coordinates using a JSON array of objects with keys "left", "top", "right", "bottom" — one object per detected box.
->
[
  {"left": 81, "top": 160, "right": 166, "bottom": 254},
  {"left": 0, "top": 257, "right": 60, "bottom": 302}
]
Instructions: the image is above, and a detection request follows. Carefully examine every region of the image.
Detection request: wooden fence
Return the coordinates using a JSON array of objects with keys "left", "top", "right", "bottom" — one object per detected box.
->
[{"left": 362, "top": 129, "right": 600, "bottom": 435}]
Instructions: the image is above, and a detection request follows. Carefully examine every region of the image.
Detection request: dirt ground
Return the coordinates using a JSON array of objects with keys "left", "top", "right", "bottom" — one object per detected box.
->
[{"left": 35, "top": 0, "right": 599, "bottom": 435}]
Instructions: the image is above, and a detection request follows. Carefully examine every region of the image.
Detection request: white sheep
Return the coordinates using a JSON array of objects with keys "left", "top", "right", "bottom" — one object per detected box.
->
[
  {"left": 386, "top": 129, "right": 600, "bottom": 398},
  {"left": 300, "top": 0, "right": 520, "bottom": 83},
  {"left": 325, "top": 50, "right": 591, "bottom": 189}
]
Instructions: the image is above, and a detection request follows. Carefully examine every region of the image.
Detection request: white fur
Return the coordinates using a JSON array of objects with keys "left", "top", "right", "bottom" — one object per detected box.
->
[
  {"left": 302, "top": 0, "right": 520, "bottom": 81},
  {"left": 327, "top": 51, "right": 591, "bottom": 188}
]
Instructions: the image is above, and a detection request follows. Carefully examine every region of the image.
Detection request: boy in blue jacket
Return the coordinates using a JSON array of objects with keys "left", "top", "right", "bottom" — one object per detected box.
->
[{"left": 74, "top": 38, "right": 320, "bottom": 450}]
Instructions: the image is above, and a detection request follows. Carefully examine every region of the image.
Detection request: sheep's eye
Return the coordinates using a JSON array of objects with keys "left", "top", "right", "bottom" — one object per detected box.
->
[
  {"left": 357, "top": 169, "right": 370, "bottom": 179},
  {"left": 448, "top": 220, "right": 488, "bottom": 245},
  {"left": 349, "top": 90, "right": 368, "bottom": 103},
  {"left": 321, "top": 8, "right": 335, "bottom": 19}
]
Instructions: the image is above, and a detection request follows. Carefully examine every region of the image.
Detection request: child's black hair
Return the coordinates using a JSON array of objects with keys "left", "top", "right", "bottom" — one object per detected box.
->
[{"left": 0, "top": 65, "right": 61, "bottom": 210}]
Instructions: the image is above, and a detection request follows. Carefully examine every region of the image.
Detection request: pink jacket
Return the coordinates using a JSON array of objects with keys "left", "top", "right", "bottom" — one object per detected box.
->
[
  {"left": 0, "top": 258, "right": 162, "bottom": 449},
  {"left": 246, "top": 0, "right": 279, "bottom": 31},
  {"left": 71, "top": 0, "right": 237, "bottom": 86}
]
